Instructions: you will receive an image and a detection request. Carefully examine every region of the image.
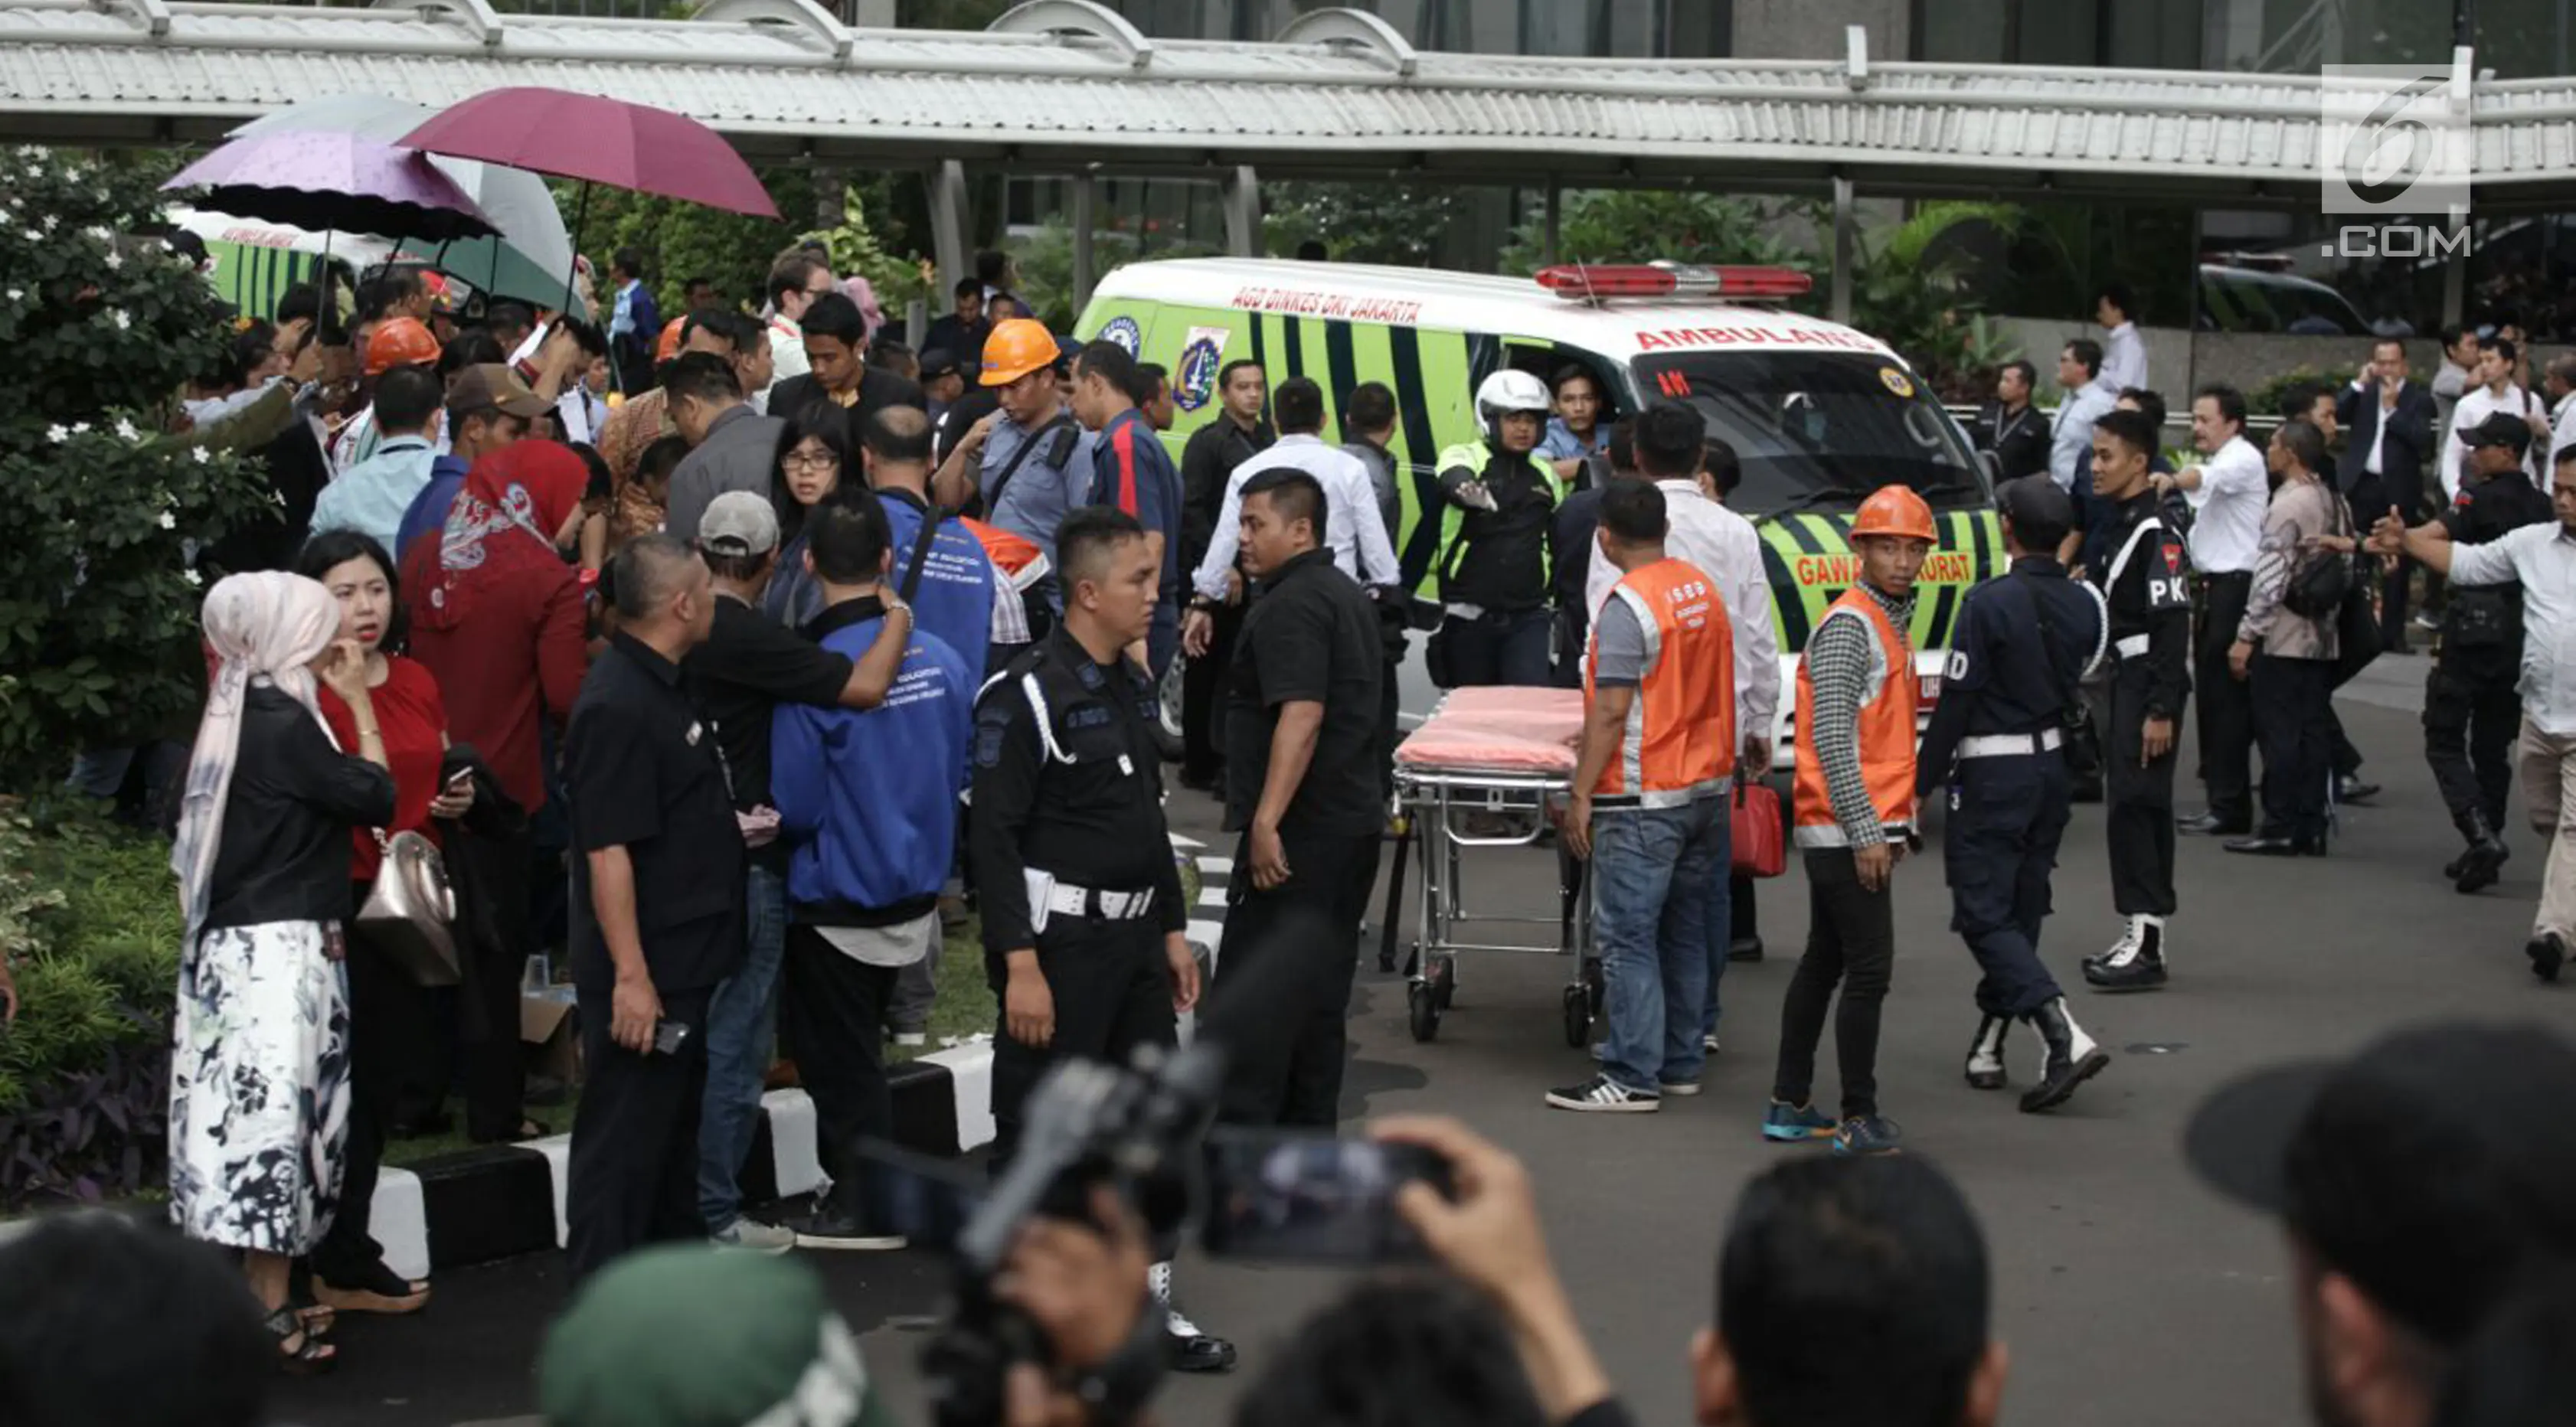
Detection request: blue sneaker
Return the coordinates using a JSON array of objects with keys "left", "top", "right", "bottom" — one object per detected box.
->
[
  {"left": 1761, "top": 1100, "right": 1836, "bottom": 1142},
  {"left": 1832, "top": 1115, "right": 1904, "bottom": 1156}
]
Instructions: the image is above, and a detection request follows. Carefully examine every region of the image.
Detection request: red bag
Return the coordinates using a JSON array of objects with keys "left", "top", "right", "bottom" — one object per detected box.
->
[{"left": 1731, "top": 783, "right": 1786, "bottom": 879}]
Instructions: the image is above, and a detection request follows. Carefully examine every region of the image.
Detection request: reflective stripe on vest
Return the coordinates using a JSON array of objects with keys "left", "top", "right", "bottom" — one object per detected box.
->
[
  {"left": 1586, "top": 557, "right": 1737, "bottom": 808},
  {"left": 1790, "top": 590, "right": 1921, "bottom": 847}
]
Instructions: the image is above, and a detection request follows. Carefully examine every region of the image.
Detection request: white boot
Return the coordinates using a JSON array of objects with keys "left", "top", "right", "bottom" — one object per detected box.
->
[{"left": 1963, "top": 1015, "right": 2009, "bottom": 1089}]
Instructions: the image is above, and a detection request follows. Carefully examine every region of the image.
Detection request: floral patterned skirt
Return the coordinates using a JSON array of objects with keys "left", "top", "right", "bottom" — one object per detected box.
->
[{"left": 168, "top": 919, "right": 351, "bottom": 1256}]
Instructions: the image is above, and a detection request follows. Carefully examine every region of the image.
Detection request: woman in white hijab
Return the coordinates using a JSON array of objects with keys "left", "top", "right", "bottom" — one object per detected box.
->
[{"left": 168, "top": 570, "right": 395, "bottom": 1376}]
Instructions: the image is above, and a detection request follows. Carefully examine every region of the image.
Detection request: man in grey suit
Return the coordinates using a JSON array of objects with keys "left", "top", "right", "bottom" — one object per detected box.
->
[
  {"left": 662, "top": 351, "right": 787, "bottom": 544},
  {"left": 2337, "top": 336, "right": 2438, "bottom": 649}
]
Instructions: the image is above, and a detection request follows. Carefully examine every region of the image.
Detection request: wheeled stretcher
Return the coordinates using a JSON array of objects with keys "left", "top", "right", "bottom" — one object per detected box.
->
[{"left": 1383, "top": 687, "right": 1600, "bottom": 1046}]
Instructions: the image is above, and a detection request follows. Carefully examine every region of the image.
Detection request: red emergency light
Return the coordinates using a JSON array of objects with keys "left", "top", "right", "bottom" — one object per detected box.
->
[{"left": 1535, "top": 263, "right": 1816, "bottom": 302}]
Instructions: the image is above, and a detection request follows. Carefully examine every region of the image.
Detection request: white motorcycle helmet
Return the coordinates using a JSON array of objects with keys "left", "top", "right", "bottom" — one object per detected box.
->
[{"left": 1475, "top": 369, "right": 1551, "bottom": 442}]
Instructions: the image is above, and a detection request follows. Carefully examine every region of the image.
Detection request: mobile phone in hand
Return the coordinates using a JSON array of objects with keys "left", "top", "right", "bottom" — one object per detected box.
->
[{"left": 651, "top": 1020, "right": 691, "bottom": 1056}]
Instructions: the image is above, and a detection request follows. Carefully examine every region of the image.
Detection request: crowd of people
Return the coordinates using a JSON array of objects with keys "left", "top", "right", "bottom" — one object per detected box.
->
[{"left": 19, "top": 228, "right": 2576, "bottom": 1425}]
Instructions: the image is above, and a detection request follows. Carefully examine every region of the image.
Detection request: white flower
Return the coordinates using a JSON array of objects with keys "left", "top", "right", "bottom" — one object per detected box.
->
[
  {"left": 84, "top": 224, "right": 110, "bottom": 242},
  {"left": 4, "top": 289, "right": 20, "bottom": 303},
  {"left": 190, "top": 446, "right": 209, "bottom": 465},
  {"left": 114, "top": 417, "right": 138, "bottom": 442},
  {"left": 70, "top": 421, "right": 88, "bottom": 435},
  {"left": 103, "top": 250, "right": 122, "bottom": 272},
  {"left": 182, "top": 567, "right": 202, "bottom": 587},
  {"left": 111, "top": 310, "right": 129, "bottom": 331},
  {"left": 20, "top": 231, "right": 38, "bottom": 244},
  {"left": 158, "top": 511, "right": 175, "bottom": 531},
  {"left": 38, "top": 214, "right": 54, "bottom": 232},
  {"left": 45, "top": 423, "right": 70, "bottom": 444}
]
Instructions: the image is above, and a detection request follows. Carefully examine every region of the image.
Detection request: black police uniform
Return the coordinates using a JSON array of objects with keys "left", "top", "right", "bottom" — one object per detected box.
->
[
  {"left": 969, "top": 625, "right": 1188, "bottom": 1165},
  {"left": 2427, "top": 466, "right": 2553, "bottom": 880},
  {"left": 1915, "top": 550, "right": 2106, "bottom": 1107},
  {"left": 562, "top": 632, "right": 747, "bottom": 1281},
  {"left": 2085, "top": 491, "right": 2195, "bottom": 988}
]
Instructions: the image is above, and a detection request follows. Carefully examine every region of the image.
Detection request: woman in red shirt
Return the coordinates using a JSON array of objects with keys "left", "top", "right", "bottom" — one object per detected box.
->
[{"left": 298, "top": 530, "right": 472, "bottom": 1318}]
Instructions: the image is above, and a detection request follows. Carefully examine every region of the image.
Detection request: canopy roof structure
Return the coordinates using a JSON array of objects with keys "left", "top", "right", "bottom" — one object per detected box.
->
[{"left": 3, "top": 0, "right": 2571, "bottom": 208}]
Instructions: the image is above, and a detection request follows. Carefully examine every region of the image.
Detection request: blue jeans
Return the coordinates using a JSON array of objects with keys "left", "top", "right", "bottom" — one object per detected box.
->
[
  {"left": 1699, "top": 807, "right": 1735, "bottom": 1042},
  {"left": 698, "top": 862, "right": 786, "bottom": 1233},
  {"left": 1590, "top": 797, "right": 1723, "bottom": 1092}
]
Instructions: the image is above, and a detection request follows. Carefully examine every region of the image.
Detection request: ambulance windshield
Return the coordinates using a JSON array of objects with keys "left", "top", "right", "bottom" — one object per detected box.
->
[{"left": 1630, "top": 351, "right": 1989, "bottom": 517}]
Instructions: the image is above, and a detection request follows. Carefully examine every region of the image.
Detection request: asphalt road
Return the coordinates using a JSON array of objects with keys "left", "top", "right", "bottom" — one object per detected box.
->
[{"left": 273, "top": 677, "right": 2563, "bottom": 1427}]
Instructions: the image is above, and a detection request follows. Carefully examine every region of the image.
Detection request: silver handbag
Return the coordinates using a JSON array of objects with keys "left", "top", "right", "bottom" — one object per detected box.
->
[{"left": 357, "top": 829, "right": 461, "bottom": 986}]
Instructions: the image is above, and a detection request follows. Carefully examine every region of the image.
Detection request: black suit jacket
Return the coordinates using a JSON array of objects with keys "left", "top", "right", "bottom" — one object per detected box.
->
[
  {"left": 766, "top": 367, "right": 929, "bottom": 450},
  {"left": 1971, "top": 400, "right": 2051, "bottom": 483},
  {"left": 2336, "top": 378, "right": 2437, "bottom": 520}
]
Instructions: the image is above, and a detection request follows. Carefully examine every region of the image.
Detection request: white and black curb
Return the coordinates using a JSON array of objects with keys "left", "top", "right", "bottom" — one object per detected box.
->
[{"left": 357, "top": 838, "right": 1232, "bottom": 1274}]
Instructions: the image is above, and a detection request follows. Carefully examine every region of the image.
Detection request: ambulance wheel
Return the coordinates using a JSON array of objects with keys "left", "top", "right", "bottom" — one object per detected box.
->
[
  {"left": 1408, "top": 982, "right": 1441, "bottom": 1043},
  {"left": 1561, "top": 984, "right": 1591, "bottom": 1048}
]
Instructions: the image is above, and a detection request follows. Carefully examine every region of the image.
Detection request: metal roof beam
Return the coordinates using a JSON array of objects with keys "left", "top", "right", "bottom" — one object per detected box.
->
[
  {"left": 371, "top": 0, "right": 501, "bottom": 48},
  {"left": 87, "top": 0, "right": 167, "bottom": 38},
  {"left": 692, "top": 0, "right": 853, "bottom": 62},
  {"left": 1273, "top": 7, "right": 1417, "bottom": 78},
  {"left": 986, "top": 0, "right": 1152, "bottom": 71}
]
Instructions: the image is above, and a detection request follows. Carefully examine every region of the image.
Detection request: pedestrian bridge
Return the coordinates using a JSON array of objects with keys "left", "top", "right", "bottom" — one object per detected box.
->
[{"left": 5, "top": 0, "right": 2571, "bottom": 208}]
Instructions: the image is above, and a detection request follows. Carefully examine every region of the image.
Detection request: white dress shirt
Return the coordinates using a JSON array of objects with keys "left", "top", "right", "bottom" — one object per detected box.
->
[
  {"left": 2551, "top": 390, "right": 2576, "bottom": 473},
  {"left": 1584, "top": 478, "right": 1782, "bottom": 741},
  {"left": 2094, "top": 322, "right": 2147, "bottom": 396},
  {"left": 1192, "top": 433, "right": 1401, "bottom": 598},
  {"left": 2184, "top": 434, "right": 2267, "bottom": 574},
  {"left": 2048, "top": 384, "right": 2117, "bottom": 492},
  {"left": 555, "top": 384, "right": 606, "bottom": 447},
  {"left": 767, "top": 314, "right": 810, "bottom": 390},
  {"left": 2449, "top": 520, "right": 2576, "bottom": 736},
  {"left": 2446, "top": 383, "right": 2545, "bottom": 501}
]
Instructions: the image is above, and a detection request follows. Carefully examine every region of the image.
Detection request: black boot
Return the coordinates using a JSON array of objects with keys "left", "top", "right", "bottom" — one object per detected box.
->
[
  {"left": 2084, "top": 916, "right": 2167, "bottom": 992},
  {"left": 2019, "top": 998, "right": 2110, "bottom": 1113},
  {"left": 1963, "top": 1015, "right": 2008, "bottom": 1090},
  {"left": 2453, "top": 811, "right": 2510, "bottom": 894}
]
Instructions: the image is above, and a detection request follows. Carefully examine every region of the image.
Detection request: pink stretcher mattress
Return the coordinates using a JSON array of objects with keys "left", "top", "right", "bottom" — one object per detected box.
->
[{"left": 1394, "top": 686, "right": 1585, "bottom": 774}]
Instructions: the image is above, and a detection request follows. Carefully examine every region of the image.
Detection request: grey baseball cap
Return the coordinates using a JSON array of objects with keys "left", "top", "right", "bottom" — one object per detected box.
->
[{"left": 700, "top": 490, "right": 780, "bottom": 559}]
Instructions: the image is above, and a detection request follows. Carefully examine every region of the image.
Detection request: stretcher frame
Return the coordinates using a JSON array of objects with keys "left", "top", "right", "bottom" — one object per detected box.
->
[{"left": 1381, "top": 760, "right": 1600, "bottom": 1047}]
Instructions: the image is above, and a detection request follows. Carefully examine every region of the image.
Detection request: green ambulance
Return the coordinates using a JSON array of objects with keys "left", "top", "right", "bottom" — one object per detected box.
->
[{"left": 1076, "top": 257, "right": 2001, "bottom": 747}]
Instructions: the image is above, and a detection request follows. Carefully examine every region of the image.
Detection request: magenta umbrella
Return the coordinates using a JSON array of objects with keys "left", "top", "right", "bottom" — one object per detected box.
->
[
  {"left": 401, "top": 87, "right": 775, "bottom": 321},
  {"left": 164, "top": 129, "right": 498, "bottom": 243},
  {"left": 398, "top": 87, "right": 778, "bottom": 219}
]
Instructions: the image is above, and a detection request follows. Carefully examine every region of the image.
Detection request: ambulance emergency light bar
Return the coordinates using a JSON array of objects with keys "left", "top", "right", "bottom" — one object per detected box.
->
[{"left": 1534, "top": 263, "right": 1816, "bottom": 302}]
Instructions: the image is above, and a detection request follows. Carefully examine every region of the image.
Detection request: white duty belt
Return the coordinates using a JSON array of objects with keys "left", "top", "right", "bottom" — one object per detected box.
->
[
  {"left": 1040, "top": 879, "right": 1157, "bottom": 922},
  {"left": 1957, "top": 728, "right": 2064, "bottom": 760}
]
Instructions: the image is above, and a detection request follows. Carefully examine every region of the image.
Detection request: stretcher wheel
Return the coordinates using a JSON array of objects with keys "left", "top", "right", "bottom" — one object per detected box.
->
[
  {"left": 1561, "top": 983, "right": 1591, "bottom": 1049},
  {"left": 1408, "top": 981, "right": 1441, "bottom": 1043}
]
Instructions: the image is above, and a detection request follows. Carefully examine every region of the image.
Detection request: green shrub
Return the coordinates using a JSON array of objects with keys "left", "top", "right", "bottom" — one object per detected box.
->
[
  {"left": 0, "top": 801, "right": 179, "bottom": 1207},
  {"left": 0, "top": 147, "right": 276, "bottom": 785}
]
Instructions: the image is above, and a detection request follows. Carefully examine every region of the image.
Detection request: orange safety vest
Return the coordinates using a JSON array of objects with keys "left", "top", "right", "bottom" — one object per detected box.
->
[
  {"left": 1585, "top": 557, "right": 1735, "bottom": 806},
  {"left": 962, "top": 516, "right": 1050, "bottom": 593},
  {"left": 1791, "top": 587, "right": 1920, "bottom": 847}
]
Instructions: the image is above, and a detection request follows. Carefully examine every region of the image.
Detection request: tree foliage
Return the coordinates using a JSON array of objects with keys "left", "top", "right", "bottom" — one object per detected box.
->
[
  {"left": 1498, "top": 189, "right": 1815, "bottom": 275},
  {"left": 1264, "top": 181, "right": 1463, "bottom": 267},
  {"left": 0, "top": 148, "right": 273, "bottom": 787}
]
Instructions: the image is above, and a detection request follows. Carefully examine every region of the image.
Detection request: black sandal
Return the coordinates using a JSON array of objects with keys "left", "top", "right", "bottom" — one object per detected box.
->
[{"left": 264, "top": 1305, "right": 337, "bottom": 1376}]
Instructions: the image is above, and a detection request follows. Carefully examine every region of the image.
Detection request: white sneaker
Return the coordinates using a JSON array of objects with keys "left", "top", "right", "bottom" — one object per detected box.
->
[
  {"left": 709, "top": 1217, "right": 796, "bottom": 1255},
  {"left": 1703, "top": 1033, "right": 1721, "bottom": 1054}
]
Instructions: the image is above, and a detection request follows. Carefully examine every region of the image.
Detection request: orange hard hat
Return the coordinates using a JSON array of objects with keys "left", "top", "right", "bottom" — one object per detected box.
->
[
  {"left": 364, "top": 316, "right": 441, "bottom": 377},
  {"left": 979, "top": 318, "right": 1059, "bottom": 388},
  {"left": 655, "top": 316, "right": 687, "bottom": 364},
  {"left": 1849, "top": 484, "right": 1937, "bottom": 543}
]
